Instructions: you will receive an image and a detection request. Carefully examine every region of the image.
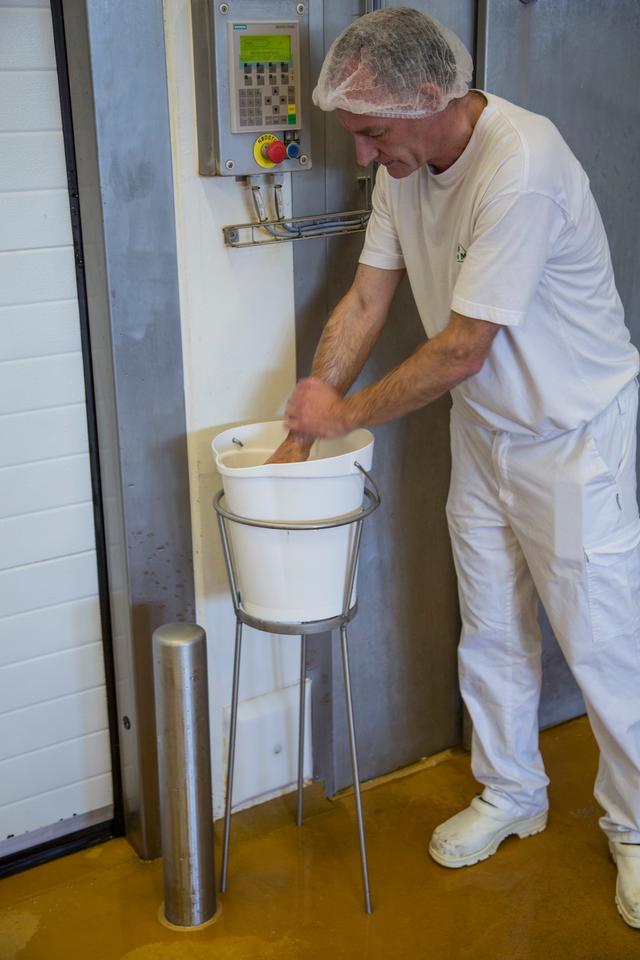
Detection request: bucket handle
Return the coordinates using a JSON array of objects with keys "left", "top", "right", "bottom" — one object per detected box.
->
[{"left": 354, "top": 461, "right": 380, "bottom": 505}]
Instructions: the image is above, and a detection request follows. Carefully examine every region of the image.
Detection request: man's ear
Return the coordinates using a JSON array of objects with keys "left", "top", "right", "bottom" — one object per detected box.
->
[{"left": 416, "top": 81, "right": 446, "bottom": 114}]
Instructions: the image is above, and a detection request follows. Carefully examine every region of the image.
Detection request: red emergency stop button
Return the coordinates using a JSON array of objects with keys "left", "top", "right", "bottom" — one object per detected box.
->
[{"left": 262, "top": 139, "right": 287, "bottom": 164}]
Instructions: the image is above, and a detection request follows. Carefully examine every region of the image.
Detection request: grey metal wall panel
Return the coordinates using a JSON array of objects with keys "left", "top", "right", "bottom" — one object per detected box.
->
[
  {"left": 61, "top": 0, "right": 195, "bottom": 858},
  {"left": 479, "top": 0, "right": 640, "bottom": 729},
  {"left": 414, "top": 0, "right": 475, "bottom": 50},
  {"left": 293, "top": 1, "right": 475, "bottom": 794},
  {"left": 479, "top": 0, "right": 640, "bottom": 324}
]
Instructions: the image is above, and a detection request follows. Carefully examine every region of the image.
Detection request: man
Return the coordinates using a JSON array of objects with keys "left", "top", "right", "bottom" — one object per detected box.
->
[{"left": 271, "top": 7, "right": 640, "bottom": 928}]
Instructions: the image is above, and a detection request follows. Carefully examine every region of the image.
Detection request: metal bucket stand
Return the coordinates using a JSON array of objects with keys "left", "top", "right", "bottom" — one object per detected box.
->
[{"left": 213, "top": 463, "right": 381, "bottom": 914}]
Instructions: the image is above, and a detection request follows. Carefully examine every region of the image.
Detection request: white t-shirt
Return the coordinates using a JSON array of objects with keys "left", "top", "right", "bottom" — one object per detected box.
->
[{"left": 359, "top": 92, "right": 639, "bottom": 436}]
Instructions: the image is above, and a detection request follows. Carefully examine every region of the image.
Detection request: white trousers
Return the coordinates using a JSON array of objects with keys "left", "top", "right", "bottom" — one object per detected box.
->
[{"left": 446, "top": 379, "right": 640, "bottom": 842}]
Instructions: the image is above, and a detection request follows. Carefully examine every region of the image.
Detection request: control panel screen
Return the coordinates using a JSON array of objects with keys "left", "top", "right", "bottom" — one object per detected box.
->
[{"left": 239, "top": 35, "right": 291, "bottom": 64}]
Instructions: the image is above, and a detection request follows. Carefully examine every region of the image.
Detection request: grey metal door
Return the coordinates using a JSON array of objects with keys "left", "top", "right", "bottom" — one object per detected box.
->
[
  {"left": 478, "top": 0, "right": 640, "bottom": 727},
  {"left": 293, "top": 1, "right": 475, "bottom": 793}
]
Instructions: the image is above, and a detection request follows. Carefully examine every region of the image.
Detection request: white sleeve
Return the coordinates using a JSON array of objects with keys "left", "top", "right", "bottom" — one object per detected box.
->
[
  {"left": 359, "top": 170, "right": 406, "bottom": 271},
  {"left": 451, "top": 191, "right": 568, "bottom": 326}
]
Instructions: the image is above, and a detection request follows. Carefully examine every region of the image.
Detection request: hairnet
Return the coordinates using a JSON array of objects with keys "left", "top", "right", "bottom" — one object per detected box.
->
[{"left": 312, "top": 7, "right": 473, "bottom": 119}]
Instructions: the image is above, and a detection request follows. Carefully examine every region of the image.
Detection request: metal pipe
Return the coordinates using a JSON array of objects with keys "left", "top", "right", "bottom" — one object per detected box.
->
[
  {"left": 220, "top": 619, "right": 243, "bottom": 892},
  {"left": 297, "top": 634, "right": 307, "bottom": 827},
  {"left": 153, "top": 623, "right": 216, "bottom": 927},
  {"left": 340, "top": 626, "right": 372, "bottom": 914},
  {"left": 342, "top": 519, "right": 364, "bottom": 619},
  {"left": 475, "top": 0, "right": 490, "bottom": 92},
  {"left": 217, "top": 511, "right": 241, "bottom": 613}
]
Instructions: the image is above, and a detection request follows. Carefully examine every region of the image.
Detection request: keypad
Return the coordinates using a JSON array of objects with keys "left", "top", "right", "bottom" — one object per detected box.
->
[
  {"left": 237, "top": 61, "right": 297, "bottom": 129},
  {"left": 239, "top": 88, "right": 262, "bottom": 127}
]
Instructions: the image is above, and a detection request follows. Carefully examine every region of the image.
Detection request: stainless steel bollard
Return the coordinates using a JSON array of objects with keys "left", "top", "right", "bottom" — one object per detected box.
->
[{"left": 153, "top": 623, "right": 216, "bottom": 927}]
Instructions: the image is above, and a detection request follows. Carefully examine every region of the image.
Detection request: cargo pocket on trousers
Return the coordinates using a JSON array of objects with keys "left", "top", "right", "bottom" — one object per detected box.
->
[{"left": 584, "top": 520, "right": 640, "bottom": 646}]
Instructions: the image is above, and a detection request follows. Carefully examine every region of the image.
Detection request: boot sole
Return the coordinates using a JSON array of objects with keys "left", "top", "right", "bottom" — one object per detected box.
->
[
  {"left": 428, "top": 811, "right": 548, "bottom": 869},
  {"left": 614, "top": 888, "right": 640, "bottom": 929},
  {"left": 609, "top": 843, "right": 640, "bottom": 929}
]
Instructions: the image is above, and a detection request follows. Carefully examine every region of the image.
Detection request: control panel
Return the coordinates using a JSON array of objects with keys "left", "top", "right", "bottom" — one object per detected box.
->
[{"left": 191, "top": 1, "right": 312, "bottom": 177}]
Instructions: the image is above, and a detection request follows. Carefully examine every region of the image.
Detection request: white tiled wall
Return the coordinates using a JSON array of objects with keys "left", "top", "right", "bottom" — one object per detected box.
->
[{"left": 0, "top": 1, "right": 113, "bottom": 849}]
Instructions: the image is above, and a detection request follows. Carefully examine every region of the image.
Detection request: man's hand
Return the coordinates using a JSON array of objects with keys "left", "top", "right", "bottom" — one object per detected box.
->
[
  {"left": 266, "top": 433, "right": 313, "bottom": 464},
  {"left": 285, "top": 377, "right": 353, "bottom": 439}
]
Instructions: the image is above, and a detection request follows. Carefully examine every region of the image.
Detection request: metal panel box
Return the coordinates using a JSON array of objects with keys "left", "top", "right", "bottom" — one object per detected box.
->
[{"left": 191, "top": 0, "right": 313, "bottom": 176}]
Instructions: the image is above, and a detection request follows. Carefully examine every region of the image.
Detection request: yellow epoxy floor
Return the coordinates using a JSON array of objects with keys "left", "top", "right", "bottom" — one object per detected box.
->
[{"left": 1, "top": 716, "right": 636, "bottom": 960}]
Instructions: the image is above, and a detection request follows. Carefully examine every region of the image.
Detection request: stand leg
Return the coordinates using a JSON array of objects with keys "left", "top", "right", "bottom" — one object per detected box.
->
[
  {"left": 340, "top": 626, "right": 372, "bottom": 915},
  {"left": 220, "top": 620, "right": 243, "bottom": 893},
  {"left": 297, "top": 634, "right": 307, "bottom": 827}
]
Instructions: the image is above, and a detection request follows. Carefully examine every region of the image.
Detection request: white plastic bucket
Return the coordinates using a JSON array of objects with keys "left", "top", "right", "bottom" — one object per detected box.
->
[{"left": 212, "top": 420, "right": 374, "bottom": 623}]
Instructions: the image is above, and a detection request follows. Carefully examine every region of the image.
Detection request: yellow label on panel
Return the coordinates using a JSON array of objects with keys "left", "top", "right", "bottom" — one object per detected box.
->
[
  {"left": 288, "top": 104, "right": 296, "bottom": 116},
  {"left": 253, "top": 132, "right": 278, "bottom": 169}
]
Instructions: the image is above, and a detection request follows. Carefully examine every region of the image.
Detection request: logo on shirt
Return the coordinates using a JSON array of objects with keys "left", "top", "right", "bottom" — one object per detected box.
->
[{"left": 456, "top": 243, "right": 467, "bottom": 263}]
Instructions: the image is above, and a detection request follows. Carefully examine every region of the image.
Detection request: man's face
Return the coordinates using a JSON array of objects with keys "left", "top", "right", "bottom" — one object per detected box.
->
[{"left": 337, "top": 109, "right": 442, "bottom": 178}]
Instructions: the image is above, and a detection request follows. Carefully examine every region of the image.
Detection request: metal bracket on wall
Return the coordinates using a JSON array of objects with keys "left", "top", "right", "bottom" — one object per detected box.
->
[
  {"left": 358, "top": 173, "right": 374, "bottom": 210},
  {"left": 223, "top": 175, "right": 371, "bottom": 247},
  {"left": 223, "top": 208, "right": 371, "bottom": 247}
]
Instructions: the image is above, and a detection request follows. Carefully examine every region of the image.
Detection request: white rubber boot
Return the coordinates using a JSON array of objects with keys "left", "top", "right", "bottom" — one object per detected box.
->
[
  {"left": 428, "top": 796, "right": 548, "bottom": 868},
  {"left": 609, "top": 841, "right": 640, "bottom": 929}
]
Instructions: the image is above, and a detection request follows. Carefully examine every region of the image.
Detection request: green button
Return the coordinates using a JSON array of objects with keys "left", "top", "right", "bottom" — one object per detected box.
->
[{"left": 288, "top": 114, "right": 297, "bottom": 125}]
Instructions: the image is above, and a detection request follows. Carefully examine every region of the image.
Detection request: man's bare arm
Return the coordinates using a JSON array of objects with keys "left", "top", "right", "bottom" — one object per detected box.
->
[
  {"left": 310, "top": 263, "right": 406, "bottom": 392},
  {"left": 267, "top": 263, "right": 404, "bottom": 462},
  {"left": 285, "top": 312, "right": 500, "bottom": 437}
]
